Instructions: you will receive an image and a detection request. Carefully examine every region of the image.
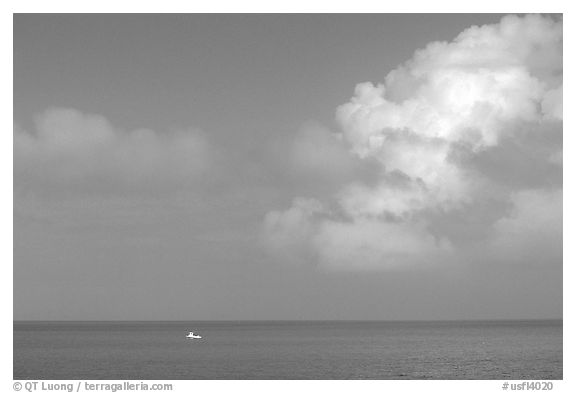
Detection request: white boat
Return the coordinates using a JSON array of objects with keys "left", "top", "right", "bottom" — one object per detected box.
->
[{"left": 186, "top": 331, "right": 202, "bottom": 339}]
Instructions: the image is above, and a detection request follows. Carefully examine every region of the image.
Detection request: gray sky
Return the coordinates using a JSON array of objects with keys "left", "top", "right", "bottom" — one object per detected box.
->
[{"left": 14, "top": 14, "right": 562, "bottom": 320}]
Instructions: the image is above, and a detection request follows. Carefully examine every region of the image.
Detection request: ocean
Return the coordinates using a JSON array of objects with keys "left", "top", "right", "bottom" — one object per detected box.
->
[{"left": 13, "top": 320, "right": 562, "bottom": 380}]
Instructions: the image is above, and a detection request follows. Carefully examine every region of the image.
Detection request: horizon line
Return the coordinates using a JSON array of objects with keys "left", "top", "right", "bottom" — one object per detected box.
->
[{"left": 13, "top": 318, "right": 563, "bottom": 323}]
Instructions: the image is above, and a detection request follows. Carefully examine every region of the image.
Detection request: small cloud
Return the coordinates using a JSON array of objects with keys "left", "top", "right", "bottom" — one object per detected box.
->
[{"left": 14, "top": 108, "right": 212, "bottom": 196}]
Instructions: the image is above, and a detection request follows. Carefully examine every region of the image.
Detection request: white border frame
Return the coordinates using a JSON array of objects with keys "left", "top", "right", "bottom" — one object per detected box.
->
[{"left": 4, "top": 3, "right": 572, "bottom": 392}]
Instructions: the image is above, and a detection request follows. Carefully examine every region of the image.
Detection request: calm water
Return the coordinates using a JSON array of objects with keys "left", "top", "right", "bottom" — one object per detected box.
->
[{"left": 14, "top": 320, "right": 562, "bottom": 380}]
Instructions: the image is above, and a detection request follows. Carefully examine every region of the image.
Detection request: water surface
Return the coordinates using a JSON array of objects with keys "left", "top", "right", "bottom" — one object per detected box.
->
[{"left": 14, "top": 320, "right": 562, "bottom": 379}]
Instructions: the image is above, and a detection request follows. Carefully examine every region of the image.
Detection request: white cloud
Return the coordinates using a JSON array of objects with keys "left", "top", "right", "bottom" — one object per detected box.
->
[
  {"left": 14, "top": 108, "right": 212, "bottom": 195},
  {"left": 338, "top": 181, "right": 426, "bottom": 218},
  {"left": 263, "top": 14, "right": 562, "bottom": 270}
]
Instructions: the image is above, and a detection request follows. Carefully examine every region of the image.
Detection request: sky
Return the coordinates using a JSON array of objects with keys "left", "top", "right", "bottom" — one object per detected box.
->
[{"left": 13, "top": 14, "right": 562, "bottom": 321}]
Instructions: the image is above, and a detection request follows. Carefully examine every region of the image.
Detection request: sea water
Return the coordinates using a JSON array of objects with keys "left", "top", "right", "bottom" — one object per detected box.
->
[{"left": 13, "top": 320, "right": 562, "bottom": 380}]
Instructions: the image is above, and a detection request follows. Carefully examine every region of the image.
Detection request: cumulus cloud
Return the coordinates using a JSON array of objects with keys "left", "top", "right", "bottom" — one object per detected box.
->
[
  {"left": 14, "top": 108, "right": 212, "bottom": 195},
  {"left": 263, "top": 14, "right": 562, "bottom": 270}
]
